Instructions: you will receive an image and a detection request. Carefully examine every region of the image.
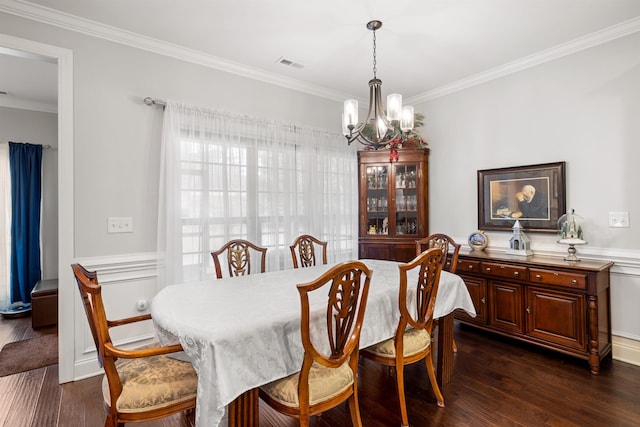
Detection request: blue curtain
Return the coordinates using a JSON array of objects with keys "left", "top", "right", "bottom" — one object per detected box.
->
[{"left": 9, "top": 142, "right": 42, "bottom": 305}]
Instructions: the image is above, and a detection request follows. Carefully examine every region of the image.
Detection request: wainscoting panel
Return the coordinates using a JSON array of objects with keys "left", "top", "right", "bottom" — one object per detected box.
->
[{"left": 71, "top": 253, "right": 159, "bottom": 380}]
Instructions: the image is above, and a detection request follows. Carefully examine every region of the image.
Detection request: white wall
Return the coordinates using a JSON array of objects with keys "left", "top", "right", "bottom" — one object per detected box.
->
[
  {"left": 416, "top": 31, "right": 640, "bottom": 360},
  {"left": 0, "top": 106, "right": 58, "bottom": 279}
]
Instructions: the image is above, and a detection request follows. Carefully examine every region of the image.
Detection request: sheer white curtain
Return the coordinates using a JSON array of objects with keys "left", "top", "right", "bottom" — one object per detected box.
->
[
  {"left": 0, "top": 144, "right": 11, "bottom": 309},
  {"left": 157, "top": 101, "right": 358, "bottom": 287}
]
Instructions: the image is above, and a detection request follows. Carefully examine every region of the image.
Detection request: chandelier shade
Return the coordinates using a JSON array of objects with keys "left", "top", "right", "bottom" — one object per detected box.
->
[{"left": 343, "top": 20, "right": 414, "bottom": 149}]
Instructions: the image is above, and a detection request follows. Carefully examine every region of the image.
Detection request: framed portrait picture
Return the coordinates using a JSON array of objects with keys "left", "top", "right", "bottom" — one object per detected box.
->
[{"left": 477, "top": 162, "right": 566, "bottom": 232}]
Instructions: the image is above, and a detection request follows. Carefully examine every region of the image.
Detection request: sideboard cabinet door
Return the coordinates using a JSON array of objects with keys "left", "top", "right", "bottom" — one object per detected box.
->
[
  {"left": 489, "top": 280, "right": 524, "bottom": 333},
  {"left": 526, "top": 286, "right": 586, "bottom": 351}
]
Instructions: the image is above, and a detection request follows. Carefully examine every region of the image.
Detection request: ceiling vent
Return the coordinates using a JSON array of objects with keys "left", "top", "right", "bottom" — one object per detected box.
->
[{"left": 276, "top": 57, "right": 304, "bottom": 69}]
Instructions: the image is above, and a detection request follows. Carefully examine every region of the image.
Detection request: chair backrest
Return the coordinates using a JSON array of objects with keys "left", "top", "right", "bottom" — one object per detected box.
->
[
  {"left": 71, "top": 263, "right": 122, "bottom": 396},
  {"left": 297, "top": 260, "right": 372, "bottom": 377},
  {"left": 416, "top": 233, "right": 461, "bottom": 274},
  {"left": 289, "top": 234, "right": 328, "bottom": 268},
  {"left": 397, "top": 248, "right": 444, "bottom": 334},
  {"left": 211, "top": 239, "right": 267, "bottom": 278}
]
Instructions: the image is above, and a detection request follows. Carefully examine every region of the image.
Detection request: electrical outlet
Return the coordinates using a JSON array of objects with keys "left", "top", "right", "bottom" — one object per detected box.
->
[
  {"left": 608, "top": 212, "right": 629, "bottom": 228},
  {"left": 107, "top": 217, "right": 133, "bottom": 233}
]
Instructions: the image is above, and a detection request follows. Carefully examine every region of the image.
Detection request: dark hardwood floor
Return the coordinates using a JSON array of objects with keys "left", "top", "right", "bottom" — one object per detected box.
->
[{"left": 1, "top": 314, "right": 639, "bottom": 427}]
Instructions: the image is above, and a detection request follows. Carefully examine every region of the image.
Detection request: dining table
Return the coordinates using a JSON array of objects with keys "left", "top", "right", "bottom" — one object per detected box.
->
[{"left": 151, "top": 258, "right": 476, "bottom": 427}]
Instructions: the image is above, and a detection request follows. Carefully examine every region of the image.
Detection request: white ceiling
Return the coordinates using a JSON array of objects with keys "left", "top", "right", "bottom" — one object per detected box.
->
[{"left": 2, "top": 0, "right": 640, "bottom": 112}]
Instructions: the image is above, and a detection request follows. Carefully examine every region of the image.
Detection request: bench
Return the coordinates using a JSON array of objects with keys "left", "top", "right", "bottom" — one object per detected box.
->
[{"left": 31, "top": 279, "right": 58, "bottom": 329}]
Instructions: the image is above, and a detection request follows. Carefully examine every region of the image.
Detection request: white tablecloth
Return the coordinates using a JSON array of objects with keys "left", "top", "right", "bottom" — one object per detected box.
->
[{"left": 151, "top": 259, "right": 475, "bottom": 427}]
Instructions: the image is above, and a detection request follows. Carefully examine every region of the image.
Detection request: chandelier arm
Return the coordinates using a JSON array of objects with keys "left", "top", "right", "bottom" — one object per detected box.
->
[
  {"left": 372, "top": 82, "right": 392, "bottom": 135},
  {"left": 345, "top": 126, "right": 401, "bottom": 148}
]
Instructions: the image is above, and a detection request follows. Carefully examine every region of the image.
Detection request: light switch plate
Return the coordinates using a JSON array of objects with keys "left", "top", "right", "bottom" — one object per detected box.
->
[
  {"left": 608, "top": 212, "right": 629, "bottom": 228},
  {"left": 107, "top": 217, "right": 133, "bottom": 233}
]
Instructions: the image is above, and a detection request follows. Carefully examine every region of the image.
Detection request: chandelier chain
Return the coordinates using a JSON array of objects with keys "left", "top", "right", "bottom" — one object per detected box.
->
[{"left": 372, "top": 29, "right": 377, "bottom": 79}]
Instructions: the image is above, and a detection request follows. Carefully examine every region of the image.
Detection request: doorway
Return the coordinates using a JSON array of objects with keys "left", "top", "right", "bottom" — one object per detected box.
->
[{"left": 0, "top": 33, "right": 74, "bottom": 383}]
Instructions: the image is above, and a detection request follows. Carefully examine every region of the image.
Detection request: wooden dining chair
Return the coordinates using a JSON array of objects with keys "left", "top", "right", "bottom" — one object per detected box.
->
[
  {"left": 210, "top": 239, "right": 267, "bottom": 279},
  {"left": 416, "top": 233, "right": 461, "bottom": 274},
  {"left": 71, "top": 264, "right": 197, "bottom": 427},
  {"left": 289, "top": 234, "right": 328, "bottom": 268},
  {"left": 361, "top": 249, "right": 445, "bottom": 427},
  {"left": 259, "top": 261, "right": 372, "bottom": 427},
  {"left": 416, "top": 233, "right": 462, "bottom": 352}
]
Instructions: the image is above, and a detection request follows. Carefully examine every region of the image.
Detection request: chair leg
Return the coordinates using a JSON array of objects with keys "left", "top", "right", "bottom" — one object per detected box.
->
[
  {"left": 347, "top": 392, "right": 363, "bottom": 427},
  {"left": 425, "top": 354, "right": 445, "bottom": 407},
  {"left": 395, "top": 362, "right": 409, "bottom": 427},
  {"left": 184, "top": 408, "right": 196, "bottom": 427}
]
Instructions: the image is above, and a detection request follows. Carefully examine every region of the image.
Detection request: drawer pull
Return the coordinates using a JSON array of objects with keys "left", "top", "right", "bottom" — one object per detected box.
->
[
  {"left": 468, "top": 265, "right": 474, "bottom": 270},
  {"left": 514, "top": 271, "right": 519, "bottom": 277},
  {"left": 535, "top": 274, "right": 542, "bottom": 280},
  {"left": 481, "top": 297, "right": 486, "bottom": 304},
  {"left": 499, "top": 265, "right": 506, "bottom": 269},
  {"left": 571, "top": 280, "right": 577, "bottom": 285},
  {"left": 553, "top": 272, "right": 559, "bottom": 277},
  {"left": 526, "top": 306, "right": 531, "bottom": 314},
  {"left": 486, "top": 267, "right": 491, "bottom": 272}
]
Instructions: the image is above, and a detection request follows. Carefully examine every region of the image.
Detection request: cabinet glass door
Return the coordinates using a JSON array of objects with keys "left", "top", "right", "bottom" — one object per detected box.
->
[
  {"left": 395, "top": 164, "right": 418, "bottom": 235},
  {"left": 365, "top": 165, "right": 389, "bottom": 235}
]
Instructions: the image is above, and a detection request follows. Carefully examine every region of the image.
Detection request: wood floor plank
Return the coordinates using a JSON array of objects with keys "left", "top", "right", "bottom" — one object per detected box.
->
[
  {"left": 31, "top": 365, "right": 62, "bottom": 427},
  {"left": 3, "top": 369, "right": 43, "bottom": 427},
  {"left": 0, "top": 371, "right": 23, "bottom": 425},
  {"left": 58, "top": 369, "right": 94, "bottom": 426}
]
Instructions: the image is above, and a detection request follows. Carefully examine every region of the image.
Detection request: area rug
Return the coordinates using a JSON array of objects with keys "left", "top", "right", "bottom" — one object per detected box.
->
[{"left": 0, "top": 334, "right": 58, "bottom": 377}]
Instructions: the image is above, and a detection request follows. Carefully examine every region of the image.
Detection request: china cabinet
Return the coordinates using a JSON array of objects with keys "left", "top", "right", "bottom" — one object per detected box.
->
[
  {"left": 454, "top": 249, "right": 613, "bottom": 374},
  {"left": 357, "top": 148, "right": 429, "bottom": 262}
]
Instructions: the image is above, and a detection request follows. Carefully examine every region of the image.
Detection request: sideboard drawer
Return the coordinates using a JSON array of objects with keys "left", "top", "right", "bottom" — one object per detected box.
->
[
  {"left": 529, "top": 268, "right": 586, "bottom": 290},
  {"left": 481, "top": 262, "right": 528, "bottom": 280},
  {"left": 458, "top": 259, "right": 481, "bottom": 274}
]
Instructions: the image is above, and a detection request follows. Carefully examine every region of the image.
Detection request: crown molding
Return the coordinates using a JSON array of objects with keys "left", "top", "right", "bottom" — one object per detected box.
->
[
  {"left": 0, "top": 0, "right": 347, "bottom": 102},
  {"left": 2, "top": 1, "right": 640, "bottom": 106},
  {"left": 0, "top": 95, "right": 56, "bottom": 113},
  {"left": 407, "top": 15, "right": 640, "bottom": 104}
]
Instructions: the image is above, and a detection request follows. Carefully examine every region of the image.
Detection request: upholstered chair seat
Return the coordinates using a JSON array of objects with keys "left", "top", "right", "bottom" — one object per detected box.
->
[
  {"left": 260, "top": 360, "right": 353, "bottom": 408},
  {"left": 364, "top": 328, "right": 430, "bottom": 358},
  {"left": 104, "top": 353, "right": 197, "bottom": 413}
]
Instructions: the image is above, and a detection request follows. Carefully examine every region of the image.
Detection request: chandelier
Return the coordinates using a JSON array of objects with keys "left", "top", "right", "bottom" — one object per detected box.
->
[{"left": 342, "top": 20, "right": 414, "bottom": 149}]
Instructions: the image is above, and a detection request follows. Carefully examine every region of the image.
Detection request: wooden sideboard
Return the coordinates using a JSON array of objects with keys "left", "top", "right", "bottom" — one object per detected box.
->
[{"left": 454, "top": 249, "right": 613, "bottom": 374}]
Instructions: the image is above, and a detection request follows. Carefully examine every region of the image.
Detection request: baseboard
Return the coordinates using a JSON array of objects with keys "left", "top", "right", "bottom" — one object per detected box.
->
[{"left": 612, "top": 335, "right": 640, "bottom": 367}]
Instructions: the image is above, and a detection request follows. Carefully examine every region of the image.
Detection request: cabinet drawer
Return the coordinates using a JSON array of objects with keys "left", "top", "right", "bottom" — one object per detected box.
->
[
  {"left": 458, "top": 259, "right": 481, "bottom": 274},
  {"left": 481, "top": 262, "right": 528, "bottom": 281},
  {"left": 529, "top": 268, "right": 586, "bottom": 290}
]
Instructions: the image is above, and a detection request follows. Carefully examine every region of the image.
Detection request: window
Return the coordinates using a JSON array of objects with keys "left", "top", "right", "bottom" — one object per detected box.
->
[{"left": 158, "top": 103, "right": 357, "bottom": 285}]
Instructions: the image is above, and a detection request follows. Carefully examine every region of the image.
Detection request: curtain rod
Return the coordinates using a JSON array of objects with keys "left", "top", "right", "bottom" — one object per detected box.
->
[
  {"left": 144, "top": 97, "right": 166, "bottom": 107},
  {"left": 142, "top": 96, "right": 342, "bottom": 138},
  {"left": 1, "top": 142, "right": 52, "bottom": 149}
]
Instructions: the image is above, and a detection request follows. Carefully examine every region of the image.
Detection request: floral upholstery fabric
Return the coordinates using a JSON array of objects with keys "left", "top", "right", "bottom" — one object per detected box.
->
[
  {"left": 365, "top": 328, "right": 431, "bottom": 358},
  {"left": 102, "top": 353, "right": 197, "bottom": 413},
  {"left": 260, "top": 360, "right": 353, "bottom": 408}
]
